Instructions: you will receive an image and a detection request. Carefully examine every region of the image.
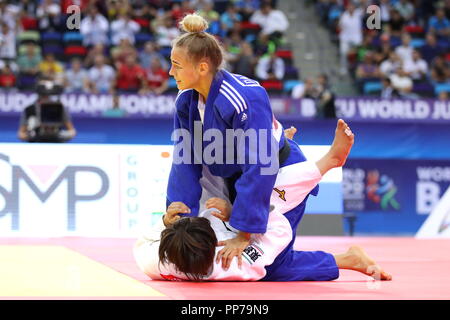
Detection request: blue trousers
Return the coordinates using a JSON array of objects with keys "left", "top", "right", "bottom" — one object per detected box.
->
[{"left": 262, "top": 140, "right": 339, "bottom": 281}]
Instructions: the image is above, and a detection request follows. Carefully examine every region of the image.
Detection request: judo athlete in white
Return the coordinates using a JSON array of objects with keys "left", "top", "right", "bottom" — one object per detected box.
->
[{"left": 134, "top": 120, "right": 392, "bottom": 281}]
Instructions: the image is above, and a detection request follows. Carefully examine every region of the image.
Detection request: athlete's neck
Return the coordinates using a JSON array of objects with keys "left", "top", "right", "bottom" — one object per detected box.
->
[{"left": 196, "top": 73, "right": 214, "bottom": 103}]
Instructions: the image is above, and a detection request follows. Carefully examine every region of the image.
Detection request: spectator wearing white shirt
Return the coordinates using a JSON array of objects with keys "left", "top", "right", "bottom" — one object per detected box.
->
[
  {"left": 0, "top": 22, "right": 16, "bottom": 61},
  {"left": 36, "top": 0, "right": 61, "bottom": 32},
  {"left": 394, "top": 0, "right": 415, "bottom": 21},
  {"left": 87, "top": 54, "right": 116, "bottom": 94},
  {"left": 110, "top": 12, "right": 140, "bottom": 46},
  {"left": 390, "top": 66, "right": 414, "bottom": 96},
  {"left": 64, "top": 58, "right": 89, "bottom": 94},
  {"left": 380, "top": 51, "right": 402, "bottom": 77},
  {"left": 80, "top": 5, "right": 109, "bottom": 47},
  {"left": 255, "top": 52, "right": 285, "bottom": 81},
  {"left": 395, "top": 33, "right": 414, "bottom": 64},
  {"left": 0, "top": 0, "right": 19, "bottom": 30},
  {"left": 155, "top": 16, "right": 180, "bottom": 49},
  {"left": 403, "top": 49, "right": 428, "bottom": 81},
  {"left": 338, "top": 2, "right": 363, "bottom": 74},
  {"left": 249, "top": 2, "right": 289, "bottom": 40}
]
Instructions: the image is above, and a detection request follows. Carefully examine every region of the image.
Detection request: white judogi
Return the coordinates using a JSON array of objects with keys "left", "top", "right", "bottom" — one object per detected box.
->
[{"left": 133, "top": 161, "right": 322, "bottom": 281}]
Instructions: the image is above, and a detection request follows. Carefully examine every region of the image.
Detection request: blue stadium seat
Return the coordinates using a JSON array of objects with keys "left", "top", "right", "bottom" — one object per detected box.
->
[
  {"left": 283, "top": 80, "right": 301, "bottom": 93},
  {"left": 411, "top": 38, "right": 425, "bottom": 48},
  {"left": 363, "top": 81, "right": 383, "bottom": 94},
  {"left": 41, "top": 32, "right": 62, "bottom": 43},
  {"left": 63, "top": 32, "right": 83, "bottom": 44},
  {"left": 435, "top": 83, "right": 450, "bottom": 95}
]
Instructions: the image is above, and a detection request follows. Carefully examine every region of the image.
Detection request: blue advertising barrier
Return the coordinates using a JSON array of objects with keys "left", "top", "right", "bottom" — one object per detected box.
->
[{"left": 343, "top": 159, "right": 450, "bottom": 235}]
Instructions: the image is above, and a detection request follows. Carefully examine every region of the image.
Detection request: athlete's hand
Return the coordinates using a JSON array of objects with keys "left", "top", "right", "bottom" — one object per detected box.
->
[
  {"left": 216, "top": 232, "right": 251, "bottom": 270},
  {"left": 205, "top": 197, "right": 232, "bottom": 222},
  {"left": 284, "top": 126, "right": 297, "bottom": 140},
  {"left": 164, "top": 202, "right": 191, "bottom": 227}
]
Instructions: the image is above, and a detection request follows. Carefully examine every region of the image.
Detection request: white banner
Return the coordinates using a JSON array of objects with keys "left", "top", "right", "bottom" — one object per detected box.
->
[
  {"left": 416, "top": 186, "right": 450, "bottom": 238},
  {"left": 0, "top": 143, "right": 340, "bottom": 237}
]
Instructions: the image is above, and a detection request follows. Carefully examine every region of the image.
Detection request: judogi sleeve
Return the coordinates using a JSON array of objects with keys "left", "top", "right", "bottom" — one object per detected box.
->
[
  {"left": 217, "top": 86, "right": 280, "bottom": 234},
  {"left": 166, "top": 91, "right": 203, "bottom": 215},
  {"left": 208, "top": 208, "right": 292, "bottom": 281},
  {"left": 132, "top": 216, "right": 166, "bottom": 280}
]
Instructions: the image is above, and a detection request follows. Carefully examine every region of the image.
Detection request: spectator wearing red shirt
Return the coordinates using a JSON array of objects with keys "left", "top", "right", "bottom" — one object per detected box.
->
[
  {"left": 0, "top": 63, "right": 16, "bottom": 88},
  {"left": 114, "top": 55, "right": 146, "bottom": 94},
  {"left": 144, "top": 58, "right": 168, "bottom": 95}
]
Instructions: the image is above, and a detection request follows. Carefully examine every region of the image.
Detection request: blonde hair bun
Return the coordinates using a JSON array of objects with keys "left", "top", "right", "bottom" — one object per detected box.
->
[{"left": 179, "top": 13, "right": 209, "bottom": 33}]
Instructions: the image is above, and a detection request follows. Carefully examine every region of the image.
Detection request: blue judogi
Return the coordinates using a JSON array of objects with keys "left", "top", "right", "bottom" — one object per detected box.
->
[{"left": 166, "top": 69, "right": 338, "bottom": 280}]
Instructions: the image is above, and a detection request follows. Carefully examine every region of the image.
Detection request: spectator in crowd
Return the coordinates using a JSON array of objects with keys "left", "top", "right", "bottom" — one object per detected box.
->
[
  {"left": 316, "top": 73, "right": 336, "bottom": 119},
  {"left": 38, "top": 53, "right": 64, "bottom": 84},
  {"left": 395, "top": 32, "right": 414, "bottom": 64},
  {"left": 63, "top": 58, "right": 89, "bottom": 94},
  {"left": 18, "top": 0, "right": 38, "bottom": 24},
  {"left": 390, "top": 66, "right": 414, "bottom": 97},
  {"left": 356, "top": 33, "right": 376, "bottom": 63},
  {"left": 36, "top": 0, "right": 61, "bottom": 32},
  {"left": 102, "top": 93, "right": 127, "bottom": 117},
  {"left": 0, "top": 62, "right": 15, "bottom": 88},
  {"left": 113, "top": 54, "right": 146, "bottom": 94},
  {"left": 155, "top": 16, "right": 180, "bottom": 49},
  {"left": 132, "top": 1, "right": 158, "bottom": 34},
  {"left": 438, "top": 90, "right": 449, "bottom": 101},
  {"left": 233, "top": 41, "right": 257, "bottom": 79},
  {"left": 380, "top": 77, "right": 399, "bottom": 98},
  {"left": 0, "top": 0, "right": 18, "bottom": 29},
  {"left": 394, "top": 0, "right": 415, "bottom": 21},
  {"left": 221, "top": 4, "right": 242, "bottom": 35},
  {"left": 87, "top": 54, "right": 116, "bottom": 94},
  {"left": 420, "top": 33, "right": 444, "bottom": 64},
  {"left": 355, "top": 52, "right": 382, "bottom": 91},
  {"left": 428, "top": 8, "right": 450, "bottom": 40},
  {"left": 379, "top": 0, "right": 392, "bottom": 26},
  {"left": 255, "top": 51, "right": 285, "bottom": 81},
  {"left": 111, "top": 37, "right": 138, "bottom": 69},
  {"left": 0, "top": 21, "right": 16, "bottom": 61},
  {"left": 110, "top": 11, "right": 140, "bottom": 46},
  {"left": 291, "top": 77, "right": 317, "bottom": 99},
  {"left": 106, "top": 0, "right": 131, "bottom": 21},
  {"left": 138, "top": 41, "right": 169, "bottom": 70},
  {"left": 84, "top": 43, "right": 109, "bottom": 68},
  {"left": 143, "top": 58, "right": 169, "bottom": 95},
  {"left": 337, "top": 2, "right": 363, "bottom": 75},
  {"left": 80, "top": 5, "right": 109, "bottom": 47},
  {"left": 430, "top": 54, "right": 450, "bottom": 83},
  {"left": 17, "top": 43, "right": 41, "bottom": 76},
  {"left": 250, "top": 2, "right": 289, "bottom": 41},
  {"left": 387, "top": 9, "right": 406, "bottom": 38},
  {"left": 374, "top": 34, "right": 393, "bottom": 64},
  {"left": 199, "top": 2, "right": 221, "bottom": 36},
  {"left": 403, "top": 49, "right": 429, "bottom": 81},
  {"left": 170, "top": 1, "right": 195, "bottom": 24},
  {"left": 380, "top": 51, "right": 402, "bottom": 77},
  {"left": 234, "top": 0, "right": 261, "bottom": 21}
]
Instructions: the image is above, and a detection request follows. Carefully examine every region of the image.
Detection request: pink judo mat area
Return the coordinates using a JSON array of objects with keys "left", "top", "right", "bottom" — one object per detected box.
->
[{"left": 1, "top": 236, "right": 449, "bottom": 300}]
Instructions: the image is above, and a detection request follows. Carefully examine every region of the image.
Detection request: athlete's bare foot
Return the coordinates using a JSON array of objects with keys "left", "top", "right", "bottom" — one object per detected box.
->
[
  {"left": 316, "top": 119, "right": 354, "bottom": 176},
  {"left": 284, "top": 126, "right": 297, "bottom": 140},
  {"left": 334, "top": 246, "right": 392, "bottom": 281}
]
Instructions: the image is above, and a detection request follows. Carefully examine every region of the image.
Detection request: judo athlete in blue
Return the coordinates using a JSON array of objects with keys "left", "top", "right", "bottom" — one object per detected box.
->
[{"left": 164, "top": 13, "right": 392, "bottom": 281}]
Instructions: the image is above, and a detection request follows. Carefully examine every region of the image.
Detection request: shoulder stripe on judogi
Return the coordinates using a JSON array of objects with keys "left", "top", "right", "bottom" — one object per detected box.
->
[
  {"left": 219, "top": 88, "right": 242, "bottom": 114},
  {"left": 223, "top": 80, "right": 247, "bottom": 111}
]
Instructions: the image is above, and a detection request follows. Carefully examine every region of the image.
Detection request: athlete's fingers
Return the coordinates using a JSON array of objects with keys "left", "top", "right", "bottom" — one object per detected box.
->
[
  {"left": 211, "top": 211, "right": 226, "bottom": 221},
  {"left": 237, "top": 253, "right": 243, "bottom": 269},
  {"left": 216, "top": 247, "right": 224, "bottom": 264}
]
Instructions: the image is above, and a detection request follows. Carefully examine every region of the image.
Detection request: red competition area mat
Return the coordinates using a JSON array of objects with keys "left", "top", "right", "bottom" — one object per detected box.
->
[{"left": 1, "top": 236, "right": 449, "bottom": 300}]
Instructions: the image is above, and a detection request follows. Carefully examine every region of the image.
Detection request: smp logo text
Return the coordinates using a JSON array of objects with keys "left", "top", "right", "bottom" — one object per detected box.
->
[{"left": 0, "top": 153, "right": 109, "bottom": 231}]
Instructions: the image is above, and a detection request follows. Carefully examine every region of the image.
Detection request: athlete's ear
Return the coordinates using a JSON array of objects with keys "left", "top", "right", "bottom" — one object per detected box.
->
[{"left": 198, "top": 61, "right": 210, "bottom": 76}]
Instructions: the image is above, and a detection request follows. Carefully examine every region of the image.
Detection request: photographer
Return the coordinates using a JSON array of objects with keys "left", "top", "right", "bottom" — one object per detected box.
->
[{"left": 17, "top": 79, "right": 76, "bottom": 142}]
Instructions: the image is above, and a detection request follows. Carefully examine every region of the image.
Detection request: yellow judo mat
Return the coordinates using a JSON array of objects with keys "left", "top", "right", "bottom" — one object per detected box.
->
[{"left": 0, "top": 245, "right": 165, "bottom": 298}]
